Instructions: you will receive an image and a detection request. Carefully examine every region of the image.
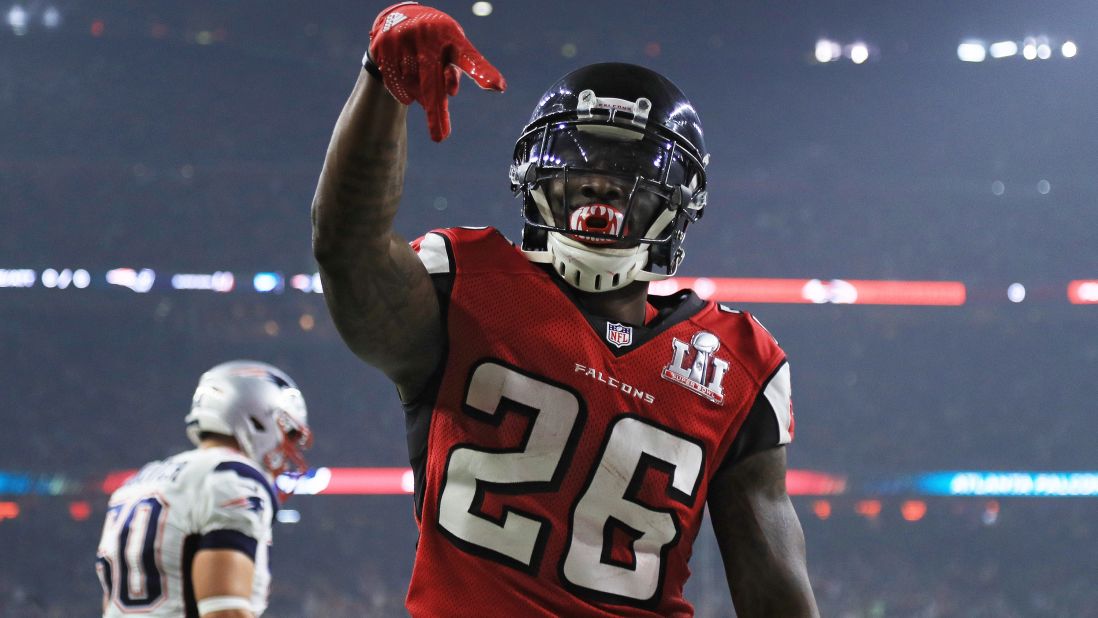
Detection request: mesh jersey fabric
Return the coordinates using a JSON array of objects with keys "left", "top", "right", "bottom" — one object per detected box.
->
[{"left": 404, "top": 227, "right": 793, "bottom": 617}]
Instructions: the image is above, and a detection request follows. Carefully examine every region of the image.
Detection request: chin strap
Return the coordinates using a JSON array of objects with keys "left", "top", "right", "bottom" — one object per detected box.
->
[
  {"left": 522, "top": 233, "right": 647, "bottom": 293},
  {"left": 523, "top": 183, "right": 681, "bottom": 292}
]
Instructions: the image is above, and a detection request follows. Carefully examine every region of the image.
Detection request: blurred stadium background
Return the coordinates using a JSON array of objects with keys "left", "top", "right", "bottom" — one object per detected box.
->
[{"left": 2, "top": 1, "right": 1097, "bottom": 616}]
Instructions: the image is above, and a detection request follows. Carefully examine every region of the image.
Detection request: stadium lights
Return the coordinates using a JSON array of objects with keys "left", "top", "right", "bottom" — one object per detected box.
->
[
  {"left": 68, "top": 501, "right": 91, "bottom": 521},
  {"left": 989, "top": 41, "right": 1018, "bottom": 58},
  {"left": 957, "top": 40, "right": 987, "bottom": 62},
  {"left": 7, "top": 4, "right": 27, "bottom": 35},
  {"left": 1007, "top": 283, "right": 1026, "bottom": 303},
  {"left": 0, "top": 471, "right": 80, "bottom": 496},
  {"left": 965, "top": 35, "right": 1076, "bottom": 62},
  {"left": 900, "top": 500, "right": 927, "bottom": 522},
  {"left": 650, "top": 277, "right": 967, "bottom": 306},
  {"left": 855, "top": 500, "right": 882, "bottom": 519},
  {"left": 40, "top": 268, "right": 90, "bottom": 290},
  {"left": 1068, "top": 280, "right": 1098, "bottom": 304},
  {"left": 816, "top": 39, "right": 843, "bottom": 63},
  {"left": 290, "top": 273, "right": 323, "bottom": 293},
  {"left": 1037, "top": 40, "right": 1052, "bottom": 60},
  {"left": 815, "top": 38, "right": 840, "bottom": 63},
  {"left": 8, "top": 267, "right": 1098, "bottom": 307},
  {"left": 276, "top": 509, "right": 301, "bottom": 524},
  {"left": 42, "top": 5, "right": 59, "bottom": 28},
  {"left": 106, "top": 268, "right": 155, "bottom": 293},
  {"left": 1023, "top": 37, "right": 1038, "bottom": 60},
  {"left": 252, "top": 272, "right": 284, "bottom": 293},
  {"left": 802, "top": 278, "right": 858, "bottom": 304},
  {"left": 0, "top": 502, "right": 19, "bottom": 521},
  {"left": 981, "top": 501, "right": 999, "bottom": 525},
  {"left": 471, "top": 1, "right": 492, "bottom": 17},
  {"left": 5, "top": 4, "right": 61, "bottom": 33},
  {"left": 0, "top": 269, "right": 35, "bottom": 288},
  {"left": 170, "top": 272, "right": 235, "bottom": 292},
  {"left": 814, "top": 38, "right": 874, "bottom": 64},
  {"left": 848, "top": 42, "right": 869, "bottom": 64}
]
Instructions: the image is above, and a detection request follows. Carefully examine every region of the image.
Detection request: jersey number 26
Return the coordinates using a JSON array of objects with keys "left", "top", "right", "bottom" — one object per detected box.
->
[{"left": 438, "top": 361, "right": 704, "bottom": 606}]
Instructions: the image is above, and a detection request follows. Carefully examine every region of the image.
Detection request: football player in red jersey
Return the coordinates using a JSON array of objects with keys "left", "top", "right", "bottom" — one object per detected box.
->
[{"left": 312, "top": 3, "right": 819, "bottom": 616}]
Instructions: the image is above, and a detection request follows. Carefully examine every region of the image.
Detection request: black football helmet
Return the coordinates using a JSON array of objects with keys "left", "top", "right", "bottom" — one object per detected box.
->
[{"left": 510, "top": 63, "right": 709, "bottom": 293}]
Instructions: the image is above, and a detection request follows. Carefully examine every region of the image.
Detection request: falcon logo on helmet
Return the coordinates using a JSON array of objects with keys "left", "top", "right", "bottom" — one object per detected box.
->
[{"left": 510, "top": 62, "right": 710, "bottom": 293}]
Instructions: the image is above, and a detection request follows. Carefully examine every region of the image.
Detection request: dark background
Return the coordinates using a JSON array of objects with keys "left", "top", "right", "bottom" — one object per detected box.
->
[{"left": 2, "top": 1, "right": 1096, "bottom": 615}]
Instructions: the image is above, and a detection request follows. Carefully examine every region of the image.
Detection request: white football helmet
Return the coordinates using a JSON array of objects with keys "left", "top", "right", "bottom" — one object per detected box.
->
[{"left": 185, "top": 360, "right": 312, "bottom": 476}]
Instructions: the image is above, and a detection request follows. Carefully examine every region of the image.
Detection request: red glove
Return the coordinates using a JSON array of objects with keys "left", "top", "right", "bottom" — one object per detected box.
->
[{"left": 368, "top": 2, "right": 507, "bottom": 142}]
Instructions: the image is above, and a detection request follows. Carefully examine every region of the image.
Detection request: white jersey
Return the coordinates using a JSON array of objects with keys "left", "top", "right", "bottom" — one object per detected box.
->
[{"left": 96, "top": 447, "right": 277, "bottom": 617}]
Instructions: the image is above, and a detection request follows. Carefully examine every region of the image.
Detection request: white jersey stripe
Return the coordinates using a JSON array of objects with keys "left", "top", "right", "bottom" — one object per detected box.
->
[
  {"left": 415, "top": 233, "right": 451, "bottom": 274},
  {"left": 762, "top": 362, "right": 793, "bottom": 445}
]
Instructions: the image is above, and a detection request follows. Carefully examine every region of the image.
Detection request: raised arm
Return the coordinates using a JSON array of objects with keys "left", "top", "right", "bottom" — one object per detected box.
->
[
  {"left": 311, "top": 3, "right": 505, "bottom": 399},
  {"left": 708, "top": 447, "right": 820, "bottom": 617},
  {"left": 312, "top": 70, "right": 440, "bottom": 400}
]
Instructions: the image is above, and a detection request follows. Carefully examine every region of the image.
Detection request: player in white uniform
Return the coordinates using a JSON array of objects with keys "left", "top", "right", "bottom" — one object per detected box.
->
[{"left": 96, "top": 361, "right": 313, "bottom": 618}]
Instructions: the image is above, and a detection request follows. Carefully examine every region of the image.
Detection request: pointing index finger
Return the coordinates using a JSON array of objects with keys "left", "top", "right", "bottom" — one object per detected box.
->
[{"left": 452, "top": 42, "right": 507, "bottom": 92}]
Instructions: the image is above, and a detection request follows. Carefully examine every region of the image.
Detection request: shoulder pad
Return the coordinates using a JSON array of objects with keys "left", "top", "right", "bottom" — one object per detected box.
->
[
  {"left": 411, "top": 232, "right": 452, "bottom": 274},
  {"left": 212, "top": 460, "right": 278, "bottom": 515}
]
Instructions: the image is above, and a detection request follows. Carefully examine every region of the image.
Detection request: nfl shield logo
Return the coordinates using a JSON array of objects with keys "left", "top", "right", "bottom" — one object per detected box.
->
[{"left": 605, "top": 322, "right": 633, "bottom": 348}]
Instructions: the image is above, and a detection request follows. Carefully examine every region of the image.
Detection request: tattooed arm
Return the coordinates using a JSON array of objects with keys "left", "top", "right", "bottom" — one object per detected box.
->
[
  {"left": 311, "top": 70, "right": 442, "bottom": 400},
  {"left": 313, "top": 6, "right": 502, "bottom": 398}
]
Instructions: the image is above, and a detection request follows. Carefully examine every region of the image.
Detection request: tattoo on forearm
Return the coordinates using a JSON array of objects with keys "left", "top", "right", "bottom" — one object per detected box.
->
[
  {"left": 315, "top": 139, "right": 406, "bottom": 253},
  {"left": 312, "top": 101, "right": 434, "bottom": 381},
  {"left": 336, "top": 145, "right": 406, "bottom": 211},
  {"left": 326, "top": 249, "right": 439, "bottom": 362}
]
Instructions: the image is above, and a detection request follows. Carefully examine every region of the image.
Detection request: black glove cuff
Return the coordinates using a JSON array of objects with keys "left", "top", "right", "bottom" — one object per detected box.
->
[{"left": 361, "top": 50, "right": 383, "bottom": 81}]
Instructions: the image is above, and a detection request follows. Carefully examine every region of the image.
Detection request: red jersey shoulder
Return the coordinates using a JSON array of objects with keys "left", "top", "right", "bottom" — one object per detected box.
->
[
  {"left": 412, "top": 227, "right": 528, "bottom": 275},
  {"left": 427, "top": 226, "right": 500, "bottom": 246},
  {"left": 689, "top": 304, "right": 795, "bottom": 443},
  {"left": 689, "top": 303, "right": 786, "bottom": 387}
]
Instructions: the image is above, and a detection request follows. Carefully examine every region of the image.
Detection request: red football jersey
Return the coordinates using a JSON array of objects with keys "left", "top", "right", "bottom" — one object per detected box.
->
[{"left": 404, "top": 228, "right": 794, "bottom": 617}]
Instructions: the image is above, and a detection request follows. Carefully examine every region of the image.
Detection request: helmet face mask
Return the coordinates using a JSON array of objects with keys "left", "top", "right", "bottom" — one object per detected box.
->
[
  {"left": 185, "top": 361, "right": 313, "bottom": 478},
  {"left": 525, "top": 125, "right": 689, "bottom": 246},
  {"left": 512, "top": 64, "right": 709, "bottom": 293}
]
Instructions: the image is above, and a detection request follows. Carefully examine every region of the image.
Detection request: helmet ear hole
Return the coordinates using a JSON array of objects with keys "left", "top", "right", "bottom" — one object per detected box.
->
[{"left": 250, "top": 416, "right": 265, "bottom": 431}]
